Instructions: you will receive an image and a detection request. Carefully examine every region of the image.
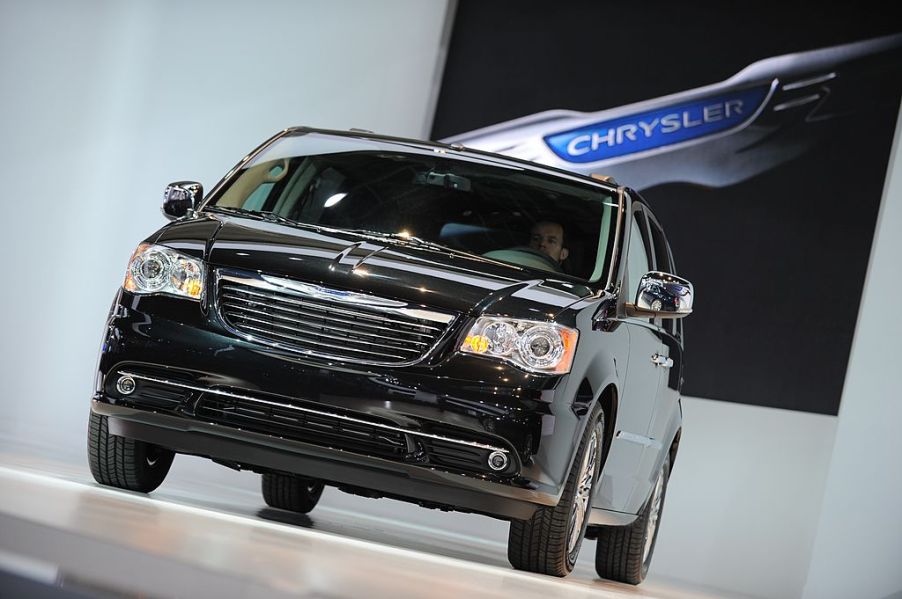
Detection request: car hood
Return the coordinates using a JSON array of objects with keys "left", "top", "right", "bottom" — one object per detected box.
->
[{"left": 153, "top": 215, "right": 596, "bottom": 317}]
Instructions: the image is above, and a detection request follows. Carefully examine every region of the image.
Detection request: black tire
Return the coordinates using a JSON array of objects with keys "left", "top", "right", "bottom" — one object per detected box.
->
[
  {"left": 261, "top": 473, "right": 325, "bottom": 514},
  {"left": 87, "top": 412, "right": 174, "bottom": 493},
  {"left": 594, "top": 453, "right": 670, "bottom": 585},
  {"left": 507, "top": 405, "right": 605, "bottom": 577}
]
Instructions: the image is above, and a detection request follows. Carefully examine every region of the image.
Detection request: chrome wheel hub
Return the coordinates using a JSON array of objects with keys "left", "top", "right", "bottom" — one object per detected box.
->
[
  {"left": 643, "top": 466, "right": 666, "bottom": 562},
  {"left": 566, "top": 428, "right": 599, "bottom": 557}
]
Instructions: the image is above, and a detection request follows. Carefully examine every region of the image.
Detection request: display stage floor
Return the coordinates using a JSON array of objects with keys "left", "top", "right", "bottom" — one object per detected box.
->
[{"left": 0, "top": 449, "right": 745, "bottom": 599}]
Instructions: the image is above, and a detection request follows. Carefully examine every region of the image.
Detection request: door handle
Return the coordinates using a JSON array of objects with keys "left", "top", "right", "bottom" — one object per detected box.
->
[{"left": 651, "top": 353, "right": 674, "bottom": 368}]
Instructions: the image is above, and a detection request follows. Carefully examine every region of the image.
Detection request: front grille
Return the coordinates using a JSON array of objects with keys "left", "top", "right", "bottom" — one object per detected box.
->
[
  {"left": 197, "top": 395, "right": 411, "bottom": 459},
  {"left": 217, "top": 273, "right": 453, "bottom": 364}
]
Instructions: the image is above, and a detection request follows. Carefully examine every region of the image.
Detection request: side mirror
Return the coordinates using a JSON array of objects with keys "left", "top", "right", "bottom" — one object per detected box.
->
[
  {"left": 631, "top": 271, "right": 694, "bottom": 318},
  {"left": 162, "top": 181, "right": 203, "bottom": 220}
]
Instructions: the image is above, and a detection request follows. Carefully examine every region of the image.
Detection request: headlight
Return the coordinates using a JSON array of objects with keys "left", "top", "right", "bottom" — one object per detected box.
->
[
  {"left": 123, "top": 243, "right": 205, "bottom": 300},
  {"left": 460, "top": 317, "right": 578, "bottom": 374}
]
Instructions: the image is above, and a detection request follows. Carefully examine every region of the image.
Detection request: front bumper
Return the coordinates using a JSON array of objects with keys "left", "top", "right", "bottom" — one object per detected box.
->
[
  {"left": 92, "top": 400, "right": 553, "bottom": 519},
  {"left": 93, "top": 290, "right": 588, "bottom": 519}
]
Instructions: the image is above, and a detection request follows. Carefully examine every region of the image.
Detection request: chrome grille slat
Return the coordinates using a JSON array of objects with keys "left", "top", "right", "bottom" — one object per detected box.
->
[
  {"left": 221, "top": 284, "right": 443, "bottom": 332},
  {"left": 226, "top": 311, "right": 424, "bottom": 353},
  {"left": 221, "top": 301, "right": 430, "bottom": 348},
  {"left": 217, "top": 272, "right": 454, "bottom": 365},
  {"left": 223, "top": 294, "right": 438, "bottom": 339},
  {"left": 237, "top": 323, "right": 413, "bottom": 360}
]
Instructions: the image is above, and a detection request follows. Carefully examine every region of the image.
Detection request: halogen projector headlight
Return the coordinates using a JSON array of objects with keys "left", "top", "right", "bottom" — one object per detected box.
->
[
  {"left": 123, "top": 243, "right": 205, "bottom": 300},
  {"left": 460, "top": 317, "right": 578, "bottom": 374}
]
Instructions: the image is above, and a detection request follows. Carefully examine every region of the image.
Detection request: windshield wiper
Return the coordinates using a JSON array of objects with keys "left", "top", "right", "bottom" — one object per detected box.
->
[
  {"left": 257, "top": 211, "right": 298, "bottom": 226},
  {"left": 206, "top": 206, "right": 323, "bottom": 230},
  {"left": 342, "top": 229, "right": 503, "bottom": 263},
  {"left": 202, "top": 215, "right": 503, "bottom": 265}
]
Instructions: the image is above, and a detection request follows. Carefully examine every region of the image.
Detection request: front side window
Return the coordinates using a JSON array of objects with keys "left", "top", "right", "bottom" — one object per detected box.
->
[
  {"left": 649, "top": 219, "right": 673, "bottom": 274},
  {"left": 626, "top": 210, "right": 651, "bottom": 303},
  {"left": 204, "top": 133, "right": 619, "bottom": 283}
]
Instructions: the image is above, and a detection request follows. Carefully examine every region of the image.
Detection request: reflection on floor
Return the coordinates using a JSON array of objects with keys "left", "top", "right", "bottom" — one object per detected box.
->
[{"left": 0, "top": 449, "right": 740, "bottom": 599}]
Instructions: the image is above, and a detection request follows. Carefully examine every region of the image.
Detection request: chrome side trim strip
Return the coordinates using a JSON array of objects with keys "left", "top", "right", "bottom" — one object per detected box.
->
[
  {"left": 615, "top": 430, "right": 663, "bottom": 450},
  {"left": 118, "top": 371, "right": 509, "bottom": 454}
]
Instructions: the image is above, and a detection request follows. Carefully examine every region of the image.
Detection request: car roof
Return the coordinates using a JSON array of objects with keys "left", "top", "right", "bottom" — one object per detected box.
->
[{"left": 283, "top": 126, "right": 622, "bottom": 194}]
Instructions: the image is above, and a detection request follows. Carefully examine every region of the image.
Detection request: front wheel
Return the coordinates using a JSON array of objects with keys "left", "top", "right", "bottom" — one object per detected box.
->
[
  {"left": 593, "top": 453, "right": 670, "bottom": 584},
  {"left": 507, "top": 405, "right": 604, "bottom": 577},
  {"left": 87, "top": 412, "right": 174, "bottom": 493}
]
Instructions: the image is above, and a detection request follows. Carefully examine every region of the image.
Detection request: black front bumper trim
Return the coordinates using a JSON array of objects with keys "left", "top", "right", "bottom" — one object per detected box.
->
[{"left": 92, "top": 400, "right": 558, "bottom": 520}]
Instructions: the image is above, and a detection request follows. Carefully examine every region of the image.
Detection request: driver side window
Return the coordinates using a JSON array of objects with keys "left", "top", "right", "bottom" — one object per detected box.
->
[{"left": 626, "top": 210, "right": 651, "bottom": 303}]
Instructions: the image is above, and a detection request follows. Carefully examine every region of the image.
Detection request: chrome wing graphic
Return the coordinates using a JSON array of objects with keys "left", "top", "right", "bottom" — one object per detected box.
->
[{"left": 441, "top": 33, "right": 902, "bottom": 190}]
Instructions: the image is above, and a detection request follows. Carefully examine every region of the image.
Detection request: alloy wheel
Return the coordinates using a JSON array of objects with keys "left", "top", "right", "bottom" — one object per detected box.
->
[
  {"left": 642, "top": 466, "right": 666, "bottom": 562},
  {"left": 566, "top": 427, "right": 600, "bottom": 558}
]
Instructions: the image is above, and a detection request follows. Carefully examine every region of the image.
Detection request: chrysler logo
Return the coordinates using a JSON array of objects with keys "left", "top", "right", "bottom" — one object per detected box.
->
[{"left": 544, "top": 86, "right": 770, "bottom": 163}]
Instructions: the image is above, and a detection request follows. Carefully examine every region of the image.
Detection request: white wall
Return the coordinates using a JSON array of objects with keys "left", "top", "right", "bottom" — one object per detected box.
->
[
  {"left": 651, "top": 100, "right": 902, "bottom": 599},
  {"left": 0, "top": 0, "right": 450, "bottom": 452},
  {"left": 650, "top": 397, "right": 837, "bottom": 599},
  {"left": 800, "top": 102, "right": 902, "bottom": 599}
]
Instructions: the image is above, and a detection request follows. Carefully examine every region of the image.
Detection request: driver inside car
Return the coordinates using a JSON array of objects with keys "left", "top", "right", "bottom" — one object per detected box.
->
[{"left": 529, "top": 221, "right": 569, "bottom": 265}]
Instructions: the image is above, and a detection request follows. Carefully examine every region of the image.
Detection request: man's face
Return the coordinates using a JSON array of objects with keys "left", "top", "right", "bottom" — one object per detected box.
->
[{"left": 529, "top": 222, "right": 569, "bottom": 263}]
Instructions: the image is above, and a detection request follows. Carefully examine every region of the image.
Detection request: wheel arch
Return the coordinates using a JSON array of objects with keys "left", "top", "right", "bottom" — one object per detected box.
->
[
  {"left": 668, "top": 426, "right": 682, "bottom": 473},
  {"left": 594, "top": 382, "right": 619, "bottom": 472}
]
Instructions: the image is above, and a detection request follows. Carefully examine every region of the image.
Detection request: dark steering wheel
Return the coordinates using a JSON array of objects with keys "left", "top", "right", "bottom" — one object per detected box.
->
[{"left": 509, "top": 246, "right": 564, "bottom": 272}]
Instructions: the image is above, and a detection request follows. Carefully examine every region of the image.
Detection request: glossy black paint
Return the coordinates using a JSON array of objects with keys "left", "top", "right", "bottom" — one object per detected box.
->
[{"left": 92, "top": 129, "right": 685, "bottom": 520}]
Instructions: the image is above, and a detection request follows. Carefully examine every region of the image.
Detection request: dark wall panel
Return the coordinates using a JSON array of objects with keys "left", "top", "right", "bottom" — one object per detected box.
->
[{"left": 432, "top": 1, "right": 902, "bottom": 414}]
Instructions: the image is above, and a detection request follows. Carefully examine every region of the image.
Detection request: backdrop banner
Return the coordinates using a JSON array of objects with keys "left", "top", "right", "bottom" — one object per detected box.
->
[{"left": 432, "top": 3, "right": 902, "bottom": 415}]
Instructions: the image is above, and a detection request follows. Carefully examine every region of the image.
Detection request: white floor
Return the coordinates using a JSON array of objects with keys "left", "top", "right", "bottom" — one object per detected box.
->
[{"left": 0, "top": 448, "right": 746, "bottom": 599}]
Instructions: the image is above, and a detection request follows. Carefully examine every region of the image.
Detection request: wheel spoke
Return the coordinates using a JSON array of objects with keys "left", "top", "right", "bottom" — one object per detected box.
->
[
  {"left": 642, "top": 467, "right": 666, "bottom": 562},
  {"left": 566, "top": 429, "right": 600, "bottom": 556}
]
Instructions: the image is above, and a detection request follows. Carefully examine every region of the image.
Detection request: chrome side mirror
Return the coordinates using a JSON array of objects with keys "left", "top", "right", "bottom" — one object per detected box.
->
[
  {"left": 633, "top": 271, "right": 693, "bottom": 318},
  {"left": 162, "top": 181, "right": 203, "bottom": 220}
]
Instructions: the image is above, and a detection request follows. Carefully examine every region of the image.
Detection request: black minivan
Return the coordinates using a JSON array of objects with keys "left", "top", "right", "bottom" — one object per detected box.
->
[{"left": 88, "top": 128, "right": 693, "bottom": 583}]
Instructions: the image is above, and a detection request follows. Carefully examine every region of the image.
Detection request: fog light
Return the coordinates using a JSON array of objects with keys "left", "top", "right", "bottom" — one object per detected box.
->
[
  {"left": 487, "top": 450, "right": 509, "bottom": 471},
  {"left": 116, "top": 375, "right": 136, "bottom": 395}
]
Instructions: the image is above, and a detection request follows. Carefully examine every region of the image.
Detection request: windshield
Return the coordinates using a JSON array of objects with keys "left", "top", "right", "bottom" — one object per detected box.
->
[{"left": 205, "top": 133, "right": 619, "bottom": 283}]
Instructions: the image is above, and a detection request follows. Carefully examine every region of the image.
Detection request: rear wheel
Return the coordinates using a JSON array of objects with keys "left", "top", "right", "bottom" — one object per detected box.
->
[
  {"left": 87, "top": 412, "right": 174, "bottom": 493},
  {"left": 262, "top": 472, "right": 325, "bottom": 514},
  {"left": 507, "top": 405, "right": 604, "bottom": 577},
  {"left": 594, "top": 453, "right": 670, "bottom": 584}
]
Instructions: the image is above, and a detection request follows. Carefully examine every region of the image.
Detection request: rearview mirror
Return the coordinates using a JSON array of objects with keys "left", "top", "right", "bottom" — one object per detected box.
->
[
  {"left": 162, "top": 181, "right": 203, "bottom": 220},
  {"left": 631, "top": 271, "right": 693, "bottom": 318}
]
